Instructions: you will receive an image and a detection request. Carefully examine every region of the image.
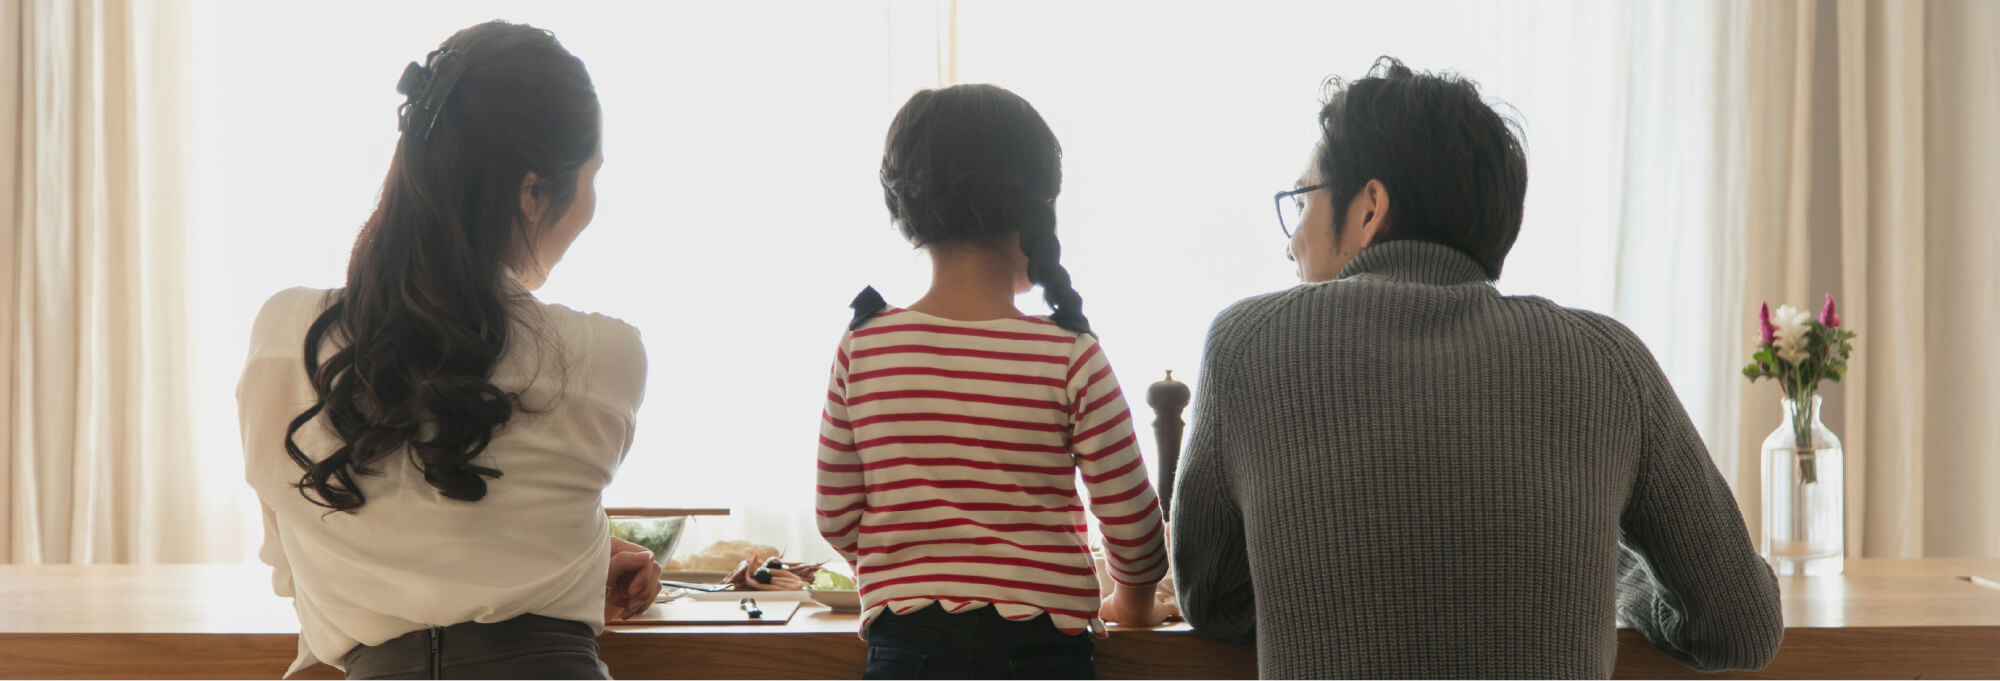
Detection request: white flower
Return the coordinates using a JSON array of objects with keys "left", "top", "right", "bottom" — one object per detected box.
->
[{"left": 1772, "top": 304, "right": 1813, "bottom": 365}]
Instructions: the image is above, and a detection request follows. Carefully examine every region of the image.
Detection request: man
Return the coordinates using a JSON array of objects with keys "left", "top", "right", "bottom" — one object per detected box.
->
[{"left": 1170, "top": 57, "right": 1783, "bottom": 678}]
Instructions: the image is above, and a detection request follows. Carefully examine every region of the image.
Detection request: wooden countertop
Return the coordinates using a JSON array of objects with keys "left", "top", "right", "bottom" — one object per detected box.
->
[{"left": 3, "top": 559, "right": 1997, "bottom": 678}]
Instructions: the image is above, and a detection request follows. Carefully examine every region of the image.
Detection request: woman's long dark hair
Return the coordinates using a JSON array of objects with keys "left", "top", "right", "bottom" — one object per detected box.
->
[
  {"left": 285, "top": 21, "right": 600, "bottom": 513},
  {"left": 879, "top": 84, "right": 1091, "bottom": 336}
]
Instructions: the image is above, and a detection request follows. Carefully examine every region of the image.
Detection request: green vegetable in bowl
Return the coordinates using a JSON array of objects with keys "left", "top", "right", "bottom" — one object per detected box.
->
[
  {"left": 810, "top": 569, "right": 856, "bottom": 591},
  {"left": 607, "top": 516, "right": 687, "bottom": 566}
]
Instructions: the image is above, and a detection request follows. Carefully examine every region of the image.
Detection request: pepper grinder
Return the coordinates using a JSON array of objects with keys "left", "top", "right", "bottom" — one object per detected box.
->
[{"left": 1147, "top": 370, "right": 1191, "bottom": 517}]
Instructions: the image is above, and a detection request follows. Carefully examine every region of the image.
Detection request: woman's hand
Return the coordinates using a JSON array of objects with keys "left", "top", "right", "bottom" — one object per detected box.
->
[
  {"left": 1099, "top": 582, "right": 1178, "bottom": 628},
  {"left": 604, "top": 536, "right": 662, "bottom": 622}
]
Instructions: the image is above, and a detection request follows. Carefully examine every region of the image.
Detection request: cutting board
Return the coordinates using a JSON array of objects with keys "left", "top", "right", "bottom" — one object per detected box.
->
[{"left": 618, "top": 598, "right": 800, "bottom": 625}]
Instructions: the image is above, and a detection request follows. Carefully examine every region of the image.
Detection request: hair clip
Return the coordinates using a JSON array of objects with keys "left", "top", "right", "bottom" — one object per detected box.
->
[
  {"left": 395, "top": 48, "right": 469, "bottom": 141},
  {"left": 395, "top": 62, "right": 431, "bottom": 132}
]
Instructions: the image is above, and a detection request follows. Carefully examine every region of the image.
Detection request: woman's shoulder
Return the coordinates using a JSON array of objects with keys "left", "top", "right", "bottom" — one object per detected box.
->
[
  {"left": 521, "top": 299, "right": 647, "bottom": 408},
  {"left": 526, "top": 299, "right": 643, "bottom": 358},
  {"left": 247, "top": 287, "right": 337, "bottom": 358},
  {"left": 253, "top": 286, "right": 335, "bottom": 320}
]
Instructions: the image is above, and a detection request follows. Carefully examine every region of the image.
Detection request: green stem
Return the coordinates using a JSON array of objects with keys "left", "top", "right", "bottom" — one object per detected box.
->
[{"left": 1791, "top": 393, "right": 1817, "bottom": 484}]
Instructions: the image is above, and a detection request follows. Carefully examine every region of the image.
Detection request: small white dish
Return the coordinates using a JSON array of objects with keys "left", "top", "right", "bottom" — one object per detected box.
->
[
  {"left": 682, "top": 588, "right": 814, "bottom": 602},
  {"left": 662, "top": 570, "right": 729, "bottom": 584},
  {"left": 807, "top": 589, "right": 862, "bottom": 613}
]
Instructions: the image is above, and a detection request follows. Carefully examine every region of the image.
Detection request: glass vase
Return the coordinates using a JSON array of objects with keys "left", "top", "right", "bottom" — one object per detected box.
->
[{"left": 1760, "top": 395, "right": 1844, "bottom": 575}]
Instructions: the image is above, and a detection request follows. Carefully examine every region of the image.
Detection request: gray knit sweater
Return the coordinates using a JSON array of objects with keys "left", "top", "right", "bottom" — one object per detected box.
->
[{"left": 1169, "top": 241, "right": 1784, "bottom": 679}]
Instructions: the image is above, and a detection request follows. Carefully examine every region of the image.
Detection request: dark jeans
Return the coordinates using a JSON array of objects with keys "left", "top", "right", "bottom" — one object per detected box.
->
[
  {"left": 340, "top": 614, "right": 609, "bottom": 680},
  {"left": 863, "top": 604, "right": 1096, "bottom": 680}
]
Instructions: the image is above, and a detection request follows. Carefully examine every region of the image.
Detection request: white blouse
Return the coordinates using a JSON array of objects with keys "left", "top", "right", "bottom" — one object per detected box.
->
[{"left": 238, "top": 285, "right": 646, "bottom": 676}]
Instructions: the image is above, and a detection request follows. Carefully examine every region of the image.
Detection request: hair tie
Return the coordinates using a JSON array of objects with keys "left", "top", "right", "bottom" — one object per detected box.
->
[
  {"left": 848, "top": 286, "right": 888, "bottom": 330},
  {"left": 396, "top": 48, "right": 468, "bottom": 141}
]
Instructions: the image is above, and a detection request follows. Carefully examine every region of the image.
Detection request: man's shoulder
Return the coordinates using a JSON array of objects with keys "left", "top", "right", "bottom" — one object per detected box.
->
[
  {"left": 1510, "top": 297, "right": 1650, "bottom": 356},
  {"left": 1222, "top": 284, "right": 1653, "bottom": 359},
  {"left": 1207, "top": 288, "right": 1303, "bottom": 345}
]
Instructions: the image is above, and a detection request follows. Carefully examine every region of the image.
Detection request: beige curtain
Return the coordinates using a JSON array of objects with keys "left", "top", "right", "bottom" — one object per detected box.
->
[
  {"left": 1733, "top": 0, "right": 1998, "bottom": 558},
  {"left": 1919, "top": 0, "right": 2000, "bottom": 558},
  {"left": 1834, "top": 0, "right": 1930, "bottom": 559},
  {"left": 1727, "top": 0, "right": 1820, "bottom": 539},
  {"left": 1, "top": 0, "right": 207, "bottom": 564}
]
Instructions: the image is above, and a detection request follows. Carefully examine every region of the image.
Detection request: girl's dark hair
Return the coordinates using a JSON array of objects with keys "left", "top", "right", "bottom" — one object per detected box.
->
[
  {"left": 1317, "top": 56, "right": 1528, "bottom": 279},
  {"left": 285, "top": 21, "right": 600, "bottom": 513},
  {"left": 880, "top": 84, "right": 1090, "bottom": 336}
]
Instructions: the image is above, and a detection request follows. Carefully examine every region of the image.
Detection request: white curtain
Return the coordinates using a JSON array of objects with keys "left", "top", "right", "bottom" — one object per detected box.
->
[{"left": 0, "top": 0, "right": 227, "bottom": 564}]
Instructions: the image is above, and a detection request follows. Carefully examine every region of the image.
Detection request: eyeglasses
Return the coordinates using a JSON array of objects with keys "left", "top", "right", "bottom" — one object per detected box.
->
[{"left": 1274, "top": 183, "right": 1328, "bottom": 239}]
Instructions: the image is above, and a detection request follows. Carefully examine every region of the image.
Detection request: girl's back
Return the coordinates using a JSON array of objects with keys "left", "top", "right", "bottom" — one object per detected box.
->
[
  {"left": 817, "top": 307, "right": 1162, "bottom": 634},
  {"left": 816, "top": 82, "right": 1173, "bottom": 679}
]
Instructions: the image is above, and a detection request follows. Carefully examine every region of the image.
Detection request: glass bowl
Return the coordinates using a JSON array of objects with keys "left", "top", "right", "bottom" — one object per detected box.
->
[{"left": 608, "top": 515, "right": 688, "bottom": 568}]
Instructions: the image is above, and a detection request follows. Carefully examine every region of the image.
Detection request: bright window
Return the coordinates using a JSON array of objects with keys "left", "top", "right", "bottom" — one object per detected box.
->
[{"left": 190, "top": 1, "right": 1732, "bottom": 563}]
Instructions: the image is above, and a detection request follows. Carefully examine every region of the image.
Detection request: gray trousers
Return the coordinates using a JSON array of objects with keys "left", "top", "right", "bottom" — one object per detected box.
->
[{"left": 340, "top": 614, "right": 610, "bottom": 680}]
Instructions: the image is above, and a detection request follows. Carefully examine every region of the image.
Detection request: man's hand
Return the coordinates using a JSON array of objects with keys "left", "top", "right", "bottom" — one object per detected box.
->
[{"left": 605, "top": 536, "right": 662, "bottom": 622}]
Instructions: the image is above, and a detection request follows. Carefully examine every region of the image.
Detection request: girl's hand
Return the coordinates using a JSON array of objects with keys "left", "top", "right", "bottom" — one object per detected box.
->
[
  {"left": 1099, "top": 582, "right": 1177, "bottom": 628},
  {"left": 605, "top": 538, "right": 661, "bottom": 622}
]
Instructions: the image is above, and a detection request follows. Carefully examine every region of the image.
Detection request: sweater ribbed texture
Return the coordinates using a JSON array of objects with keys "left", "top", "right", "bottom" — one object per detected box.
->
[{"left": 1170, "top": 241, "right": 1784, "bottom": 679}]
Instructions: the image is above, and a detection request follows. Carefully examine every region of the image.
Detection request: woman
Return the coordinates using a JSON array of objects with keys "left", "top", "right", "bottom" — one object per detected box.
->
[{"left": 238, "top": 21, "right": 656, "bottom": 679}]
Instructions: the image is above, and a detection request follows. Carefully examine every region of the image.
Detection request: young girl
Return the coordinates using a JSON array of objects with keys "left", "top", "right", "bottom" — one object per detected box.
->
[
  {"left": 238, "top": 22, "right": 656, "bottom": 679},
  {"left": 816, "top": 84, "right": 1173, "bottom": 680}
]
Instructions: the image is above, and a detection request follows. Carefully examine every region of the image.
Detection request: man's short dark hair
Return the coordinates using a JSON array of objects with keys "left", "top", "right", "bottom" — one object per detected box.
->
[{"left": 1317, "top": 57, "right": 1528, "bottom": 279}]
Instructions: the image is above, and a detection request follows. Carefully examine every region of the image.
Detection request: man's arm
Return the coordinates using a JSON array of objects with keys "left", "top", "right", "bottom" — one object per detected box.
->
[
  {"left": 1593, "top": 315, "right": 1785, "bottom": 671},
  {"left": 1171, "top": 312, "right": 1256, "bottom": 642}
]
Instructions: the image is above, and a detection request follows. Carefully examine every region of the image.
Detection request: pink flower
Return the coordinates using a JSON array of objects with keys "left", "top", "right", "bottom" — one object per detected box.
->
[
  {"left": 1759, "top": 302, "right": 1775, "bottom": 345},
  {"left": 1821, "top": 293, "right": 1840, "bottom": 328}
]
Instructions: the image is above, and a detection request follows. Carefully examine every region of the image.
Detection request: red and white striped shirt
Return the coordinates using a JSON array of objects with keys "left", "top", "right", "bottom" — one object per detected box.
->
[{"left": 815, "top": 308, "right": 1168, "bottom": 636}]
